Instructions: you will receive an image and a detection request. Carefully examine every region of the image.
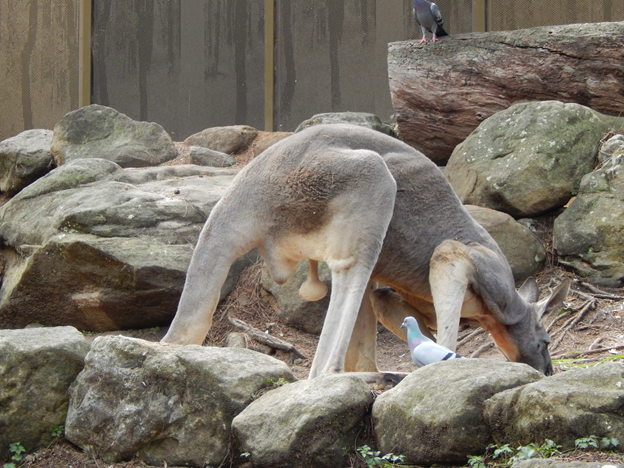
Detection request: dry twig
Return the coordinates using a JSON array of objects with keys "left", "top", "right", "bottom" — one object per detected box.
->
[{"left": 228, "top": 315, "right": 307, "bottom": 362}]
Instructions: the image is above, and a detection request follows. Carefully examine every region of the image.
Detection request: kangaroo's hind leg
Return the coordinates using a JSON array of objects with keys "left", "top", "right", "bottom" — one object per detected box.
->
[{"left": 308, "top": 150, "right": 397, "bottom": 378}]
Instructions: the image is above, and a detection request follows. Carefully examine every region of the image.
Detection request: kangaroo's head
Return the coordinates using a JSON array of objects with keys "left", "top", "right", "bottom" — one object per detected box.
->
[{"left": 503, "top": 278, "right": 570, "bottom": 375}]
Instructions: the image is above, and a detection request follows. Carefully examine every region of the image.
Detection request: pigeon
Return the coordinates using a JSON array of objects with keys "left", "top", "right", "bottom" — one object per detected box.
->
[
  {"left": 400, "top": 316, "right": 462, "bottom": 367},
  {"left": 412, "top": 0, "right": 448, "bottom": 43}
]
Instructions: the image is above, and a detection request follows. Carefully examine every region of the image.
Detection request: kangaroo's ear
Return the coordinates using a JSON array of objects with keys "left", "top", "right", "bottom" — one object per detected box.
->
[
  {"left": 535, "top": 279, "right": 571, "bottom": 321},
  {"left": 517, "top": 277, "right": 540, "bottom": 303}
]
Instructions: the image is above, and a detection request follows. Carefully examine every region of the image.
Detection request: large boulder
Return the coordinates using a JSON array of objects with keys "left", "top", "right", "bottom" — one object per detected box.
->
[
  {"left": 445, "top": 101, "right": 620, "bottom": 218},
  {"left": 232, "top": 374, "right": 373, "bottom": 468},
  {"left": 184, "top": 125, "right": 258, "bottom": 154},
  {"left": 0, "top": 326, "right": 89, "bottom": 460},
  {"left": 553, "top": 134, "right": 624, "bottom": 287},
  {"left": 296, "top": 112, "right": 397, "bottom": 137},
  {"left": 261, "top": 259, "right": 331, "bottom": 334},
  {"left": 466, "top": 205, "right": 546, "bottom": 281},
  {"left": 0, "top": 129, "right": 53, "bottom": 196},
  {"left": 51, "top": 105, "right": 178, "bottom": 168},
  {"left": 0, "top": 158, "right": 252, "bottom": 331},
  {"left": 65, "top": 336, "right": 296, "bottom": 467},
  {"left": 372, "top": 359, "right": 543, "bottom": 465},
  {"left": 484, "top": 362, "right": 624, "bottom": 450}
]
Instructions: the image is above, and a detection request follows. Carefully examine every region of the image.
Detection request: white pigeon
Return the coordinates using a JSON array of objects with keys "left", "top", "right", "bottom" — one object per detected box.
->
[{"left": 401, "top": 316, "right": 462, "bottom": 367}]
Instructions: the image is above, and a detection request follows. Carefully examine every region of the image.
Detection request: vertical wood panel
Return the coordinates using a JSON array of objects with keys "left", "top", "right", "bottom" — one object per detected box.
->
[{"left": 0, "top": 0, "right": 80, "bottom": 141}]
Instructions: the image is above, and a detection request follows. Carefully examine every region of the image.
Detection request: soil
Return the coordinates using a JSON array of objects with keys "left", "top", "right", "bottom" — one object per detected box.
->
[{"left": 10, "top": 137, "right": 624, "bottom": 467}]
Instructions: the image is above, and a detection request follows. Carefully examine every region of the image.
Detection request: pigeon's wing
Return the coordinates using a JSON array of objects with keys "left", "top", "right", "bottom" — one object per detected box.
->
[
  {"left": 430, "top": 2, "right": 444, "bottom": 26},
  {"left": 429, "top": 2, "right": 448, "bottom": 36},
  {"left": 411, "top": 342, "right": 461, "bottom": 367}
]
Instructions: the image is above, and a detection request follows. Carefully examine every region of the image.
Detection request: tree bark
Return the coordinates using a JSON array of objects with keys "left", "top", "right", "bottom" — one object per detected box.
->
[{"left": 388, "top": 22, "right": 624, "bottom": 165}]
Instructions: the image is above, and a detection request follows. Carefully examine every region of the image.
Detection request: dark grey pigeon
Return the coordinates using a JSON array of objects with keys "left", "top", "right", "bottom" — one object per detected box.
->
[{"left": 413, "top": 0, "right": 448, "bottom": 43}]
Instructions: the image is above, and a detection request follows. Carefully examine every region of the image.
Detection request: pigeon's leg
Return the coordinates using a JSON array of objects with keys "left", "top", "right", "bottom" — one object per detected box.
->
[
  {"left": 344, "top": 281, "right": 378, "bottom": 372},
  {"left": 428, "top": 239, "right": 475, "bottom": 351},
  {"left": 418, "top": 26, "right": 428, "bottom": 43},
  {"left": 431, "top": 34, "right": 439, "bottom": 41}
]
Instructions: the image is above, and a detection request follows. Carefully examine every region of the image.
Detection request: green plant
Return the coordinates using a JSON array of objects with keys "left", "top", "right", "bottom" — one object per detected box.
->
[
  {"left": 3, "top": 442, "right": 26, "bottom": 468},
  {"left": 575, "top": 435, "right": 620, "bottom": 451},
  {"left": 467, "top": 454, "right": 486, "bottom": 468},
  {"left": 575, "top": 435, "right": 599, "bottom": 450},
  {"left": 51, "top": 425, "right": 64, "bottom": 438},
  {"left": 467, "top": 440, "right": 561, "bottom": 468},
  {"left": 357, "top": 445, "right": 404, "bottom": 467},
  {"left": 265, "top": 377, "right": 289, "bottom": 387}
]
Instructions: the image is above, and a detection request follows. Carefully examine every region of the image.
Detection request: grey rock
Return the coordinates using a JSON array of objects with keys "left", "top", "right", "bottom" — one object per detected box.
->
[
  {"left": 51, "top": 105, "right": 177, "bottom": 168},
  {"left": 0, "top": 159, "right": 253, "bottom": 331},
  {"left": 296, "top": 112, "right": 397, "bottom": 137},
  {"left": 184, "top": 125, "right": 258, "bottom": 154},
  {"left": 484, "top": 362, "right": 624, "bottom": 450},
  {"left": 0, "top": 129, "right": 53, "bottom": 196},
  {"left": 232, "top": 373, "right": 373, "bottom": 468},
  {"left": 512, "top": 461, "right": 621, "bottom": 468},
  {"left": 189, "top": 146, "right": 236, "bottom": 167},
  {"left": 261, "top": 259, "right": 331, "bottom": 334},
  {"left": 553, "top": 134, "right": 624, "bottom": 287},
  {"left": 372, "top": 359, "right": 543, "bottom": 465},
  {"left": 0, "top": 326, "right": 89, "bottom": 460},
  {"left": 65, "top": 335, "right": 295, "bottom": 467},
  {"left": 466, "top": 205, "right": 546, "bottom": 281},
  {"left": 445, "top": 101, "right": 617, "bottom": 217}
]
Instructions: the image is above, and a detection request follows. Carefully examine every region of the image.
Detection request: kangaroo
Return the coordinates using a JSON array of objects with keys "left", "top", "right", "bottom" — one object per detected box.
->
[{"left": 161, "top": 124, "right": 569, "bottom": 377}]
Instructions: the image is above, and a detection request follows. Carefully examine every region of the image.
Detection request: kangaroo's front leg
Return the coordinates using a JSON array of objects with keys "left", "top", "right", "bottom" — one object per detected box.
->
[{"left": 428, "top": 239, "right": 474, "bottom": 350}]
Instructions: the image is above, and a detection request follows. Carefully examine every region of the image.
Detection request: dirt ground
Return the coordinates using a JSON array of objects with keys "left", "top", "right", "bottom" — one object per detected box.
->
[{"left": 11, "top": 136, "right": 624, "bottom": 467}]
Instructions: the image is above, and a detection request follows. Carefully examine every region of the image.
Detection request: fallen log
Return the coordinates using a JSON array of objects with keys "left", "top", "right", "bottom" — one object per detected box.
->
[{"left": 388, "top": 22, "right": 624, "bottom": 164}]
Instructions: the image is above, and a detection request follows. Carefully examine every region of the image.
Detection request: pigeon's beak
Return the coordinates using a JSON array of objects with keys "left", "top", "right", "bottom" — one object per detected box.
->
[{"left": 400, "top": 322, "right": 406, "bottom": 329}]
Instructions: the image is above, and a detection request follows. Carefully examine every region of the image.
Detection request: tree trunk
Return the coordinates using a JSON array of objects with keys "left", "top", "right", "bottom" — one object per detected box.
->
[{"left": 388, "top": 22, "right": 624, "bottom": 165}]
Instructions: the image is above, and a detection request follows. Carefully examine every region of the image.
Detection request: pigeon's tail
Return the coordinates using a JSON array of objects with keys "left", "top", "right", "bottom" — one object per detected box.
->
[{"left": 436, "top": 26, "right": 449, "bottom": 37}]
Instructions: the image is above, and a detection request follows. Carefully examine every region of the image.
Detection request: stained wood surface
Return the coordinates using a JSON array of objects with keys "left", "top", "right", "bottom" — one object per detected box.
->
[{"left": 388, "top": 22, "right": 624, "bottom": 164}]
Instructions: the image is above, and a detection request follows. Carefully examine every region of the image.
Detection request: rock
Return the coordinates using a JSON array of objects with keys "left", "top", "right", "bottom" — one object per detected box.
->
[
  {"left": 184, "top": 125, "right": 258, "bottom": 154},
  {"left": 0, "top": 159, "right": 254, "bottom": 331},
  {"left": 232, "top": 374, "right": 373, "bottom": 468},
  {"left": 599, "top": 134, "right": 624, "bottom": 165},
  {"left": 0, "top": 129, "right": 53, "bottom": 196},
  {"left": 512, "top": 461, "right": 620, "bottom": 468},
  {"left": 445, "top": 101, "right": 618, "bottom": 217},
  {"left": 295, "top": 112, "right": 397, "bottom": 137},
  {"left": 466, "top": 205, "right": 546, "bottom": 281},
  {"left": 372, "top": 359, "right": 543, "bottom": 465},
  {"left": 388, "top": 22, "right": 624, "bottom": 163},
  {"left": 553, "top": 134, "right": 624, "bottom": 287},
  {"left": 0, "top": 326, "right": 90, "bottom": 460},
  {"left": 65, "top": 335, "right": 296, "bottom": 467},
  {"left": 189, "top": 146, "right": 235, "bottom": 167},
  {"left": 261, "top": 259, "right": 331, "bottom": 334},
  {"left": 484, "top": 362, "right": 624, "bottom": 450},
  {"left": 249, "top": 131, "right": 292, "bottom": 156},
  {"left": 50, "top": 104, "right": 178, "bottom": 168}
]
